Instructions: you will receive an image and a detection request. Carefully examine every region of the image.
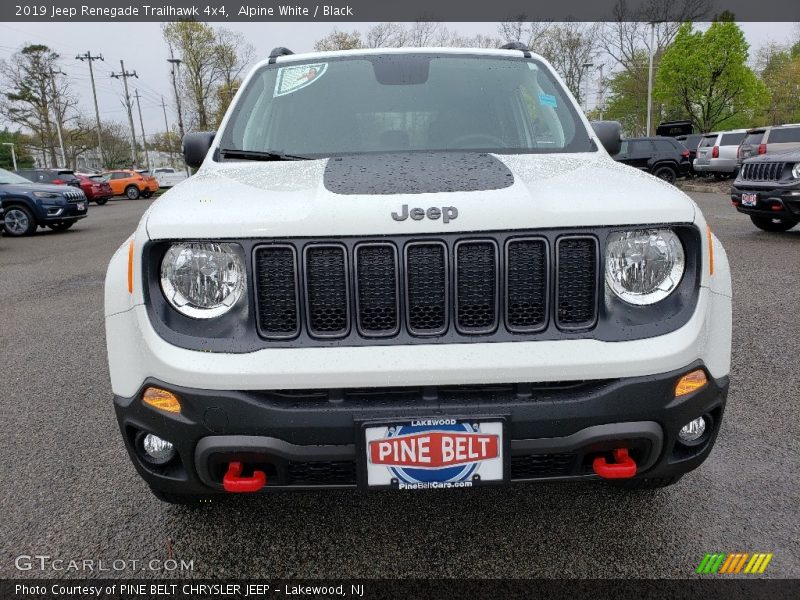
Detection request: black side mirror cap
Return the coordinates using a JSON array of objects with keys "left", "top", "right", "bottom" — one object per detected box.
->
[
  {"left": 590, "top": 121, "right": 623, "bottom": 156},
  {"left": 182, "top": 132, "right": 216, "bottom": 169}
]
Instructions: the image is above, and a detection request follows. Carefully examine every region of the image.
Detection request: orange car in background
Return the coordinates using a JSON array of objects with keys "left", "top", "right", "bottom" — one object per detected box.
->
[{"left": 103, "top": 169, "right": 159, "bottom": 199}]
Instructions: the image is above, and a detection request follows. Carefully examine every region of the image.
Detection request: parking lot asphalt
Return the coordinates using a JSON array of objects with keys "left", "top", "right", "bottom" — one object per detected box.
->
[{"left": 1, "top": 193, "right": 798, "bottom": 579}]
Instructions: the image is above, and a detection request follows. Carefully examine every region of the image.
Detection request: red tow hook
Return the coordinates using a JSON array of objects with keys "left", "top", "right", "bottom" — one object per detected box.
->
[
  {"left": 592, "top": 448, "right": 637, "bottom": 479},
  {"left": 223, "top": 461, "right": 266, "bottom": 493}
]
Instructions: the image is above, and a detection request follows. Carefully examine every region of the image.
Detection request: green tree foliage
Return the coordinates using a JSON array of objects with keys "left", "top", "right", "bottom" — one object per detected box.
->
[
  {"left": 602, "top": 51, "right": 650, "bottom": 136},
  {"left": 655, "top": 22, "right": 767, "bottom": 132},
  {"left": 0, "top": 129, "right": 35, "bottom": 169},
  {"left": 313, "top": 29, "right": 363, "bottom": 51},
  {"left": 755, "top": 44, "right": 800, "bottom": 125}
]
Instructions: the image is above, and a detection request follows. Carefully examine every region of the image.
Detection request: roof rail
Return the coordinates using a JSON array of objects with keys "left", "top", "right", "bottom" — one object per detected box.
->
[
  {"left": 499, "top": 41, "right": 531, "bottom": 58},
  {"left": 268, "top": 47, "right": 294, "bottom": 64}
]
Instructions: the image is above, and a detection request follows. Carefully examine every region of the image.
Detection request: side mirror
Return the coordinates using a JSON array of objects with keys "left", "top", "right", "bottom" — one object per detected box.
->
[
  {"left": 182, "top": 132, "right": 216, "bottom": 169},
  {"left": 590, "top": 121, "right": 622, "bottom": 156}
]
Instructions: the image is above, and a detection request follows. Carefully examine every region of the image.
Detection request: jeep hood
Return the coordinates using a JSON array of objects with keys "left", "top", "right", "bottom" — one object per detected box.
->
[{"left": 145, "top": 153, "right": 696, "bottom": 240}]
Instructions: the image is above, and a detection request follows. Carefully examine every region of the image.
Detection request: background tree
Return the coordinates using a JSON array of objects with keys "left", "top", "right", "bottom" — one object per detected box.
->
[
  {"left": 214, "top": 28, "right": 254, "bottom": 123},
  {"left": 313, "top": 29, "right": 363, "bottom": 51},
  {"left": 602, "top": 50, "right": 650, "bottom": 135},
  {"left": 0, "top": 128, "right": 35, "bottom": 169},
  {"left": 99, "top": 120, "right": 137, "bottom": 169},
  {"left": 655, "top": 21, "right": 768, "bottom": 132},
  {"left": 754, "top": 43, "right": 800, "bottom": 125},
  {"left": 0, "top": 44, "right": 73, "bottom": 167}
]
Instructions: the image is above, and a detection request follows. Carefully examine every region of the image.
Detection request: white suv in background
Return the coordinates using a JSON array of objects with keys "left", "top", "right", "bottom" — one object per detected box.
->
[
  {"left": 105, "top": 45, "right": 732, "bottom": 504},
  {"left": 694, "top": 130, "right": 747, "bottom": 178},
  {"left": 152, "top": 167, "right": 188, "bottom": 188}
]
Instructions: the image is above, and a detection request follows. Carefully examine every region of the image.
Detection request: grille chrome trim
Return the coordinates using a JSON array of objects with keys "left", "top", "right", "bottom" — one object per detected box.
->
[
  {"left": 353, "top": 242, "right": 401, "bottom": 338},
  {"left": 302, "top": 243, "right": 351, "bottom": 339},
  {"left": 454, "top": 239, "right": 499, "bottom": 335},
  {"left": 504, "top": 236, "right": 550, "bottom": 333},
  {"left": 404, "top": 240, "right": 449, "bottom": 337},
  {"left": 252, "top": 244, "right": 301, "bottom": 340},
  {"left": 554, "top": 235, "right": 600, "bottom": 331}
]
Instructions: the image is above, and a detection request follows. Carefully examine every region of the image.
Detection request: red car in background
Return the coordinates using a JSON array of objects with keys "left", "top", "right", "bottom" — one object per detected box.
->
[{"left": 76, "top": 173, "right": 114, "bottom": 205}]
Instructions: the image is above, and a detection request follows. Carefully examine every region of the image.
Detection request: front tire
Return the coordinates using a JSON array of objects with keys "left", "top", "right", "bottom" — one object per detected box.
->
[
  {"left": 3, "top": 205, "right": 37, "bottom": 236},
  {"left": 95, "top": 198, "right": 108, "bottom": 206},
  {"left": 125, "top": 185, "right": 141, "bottom": 200},
  {"left": 652, "top": 165, "right": 677, "bottom": 184},
  {"left": 750, "top": 215, "right": 798, "bottom": 232},
  {"left": 142, "top": 191, "right": 153, "bottom": 199}
]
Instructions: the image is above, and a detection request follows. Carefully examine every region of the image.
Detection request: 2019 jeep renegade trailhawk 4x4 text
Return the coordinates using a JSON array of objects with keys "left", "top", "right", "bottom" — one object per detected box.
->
[{"left": 105, "top": 46, "right": 732, "bottom": 503}]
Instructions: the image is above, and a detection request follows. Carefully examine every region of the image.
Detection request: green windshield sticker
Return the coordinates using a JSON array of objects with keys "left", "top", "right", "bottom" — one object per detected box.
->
[
  {"left": 538, "top": 92, "right": 557, "bottom": 108},
  {"left": 274, "top": 63, "right": 328, "bottom": 97}
]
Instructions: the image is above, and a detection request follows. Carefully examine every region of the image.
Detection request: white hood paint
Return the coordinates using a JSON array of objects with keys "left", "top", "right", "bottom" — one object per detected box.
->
[{"left": 144, "top": 153, "right": 696, "bottom": 241}]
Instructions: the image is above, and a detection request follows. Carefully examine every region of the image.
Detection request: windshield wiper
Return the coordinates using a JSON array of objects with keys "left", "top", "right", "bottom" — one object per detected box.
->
[{"left": 219, "top": 148, "right": 314, "bottom": 161}]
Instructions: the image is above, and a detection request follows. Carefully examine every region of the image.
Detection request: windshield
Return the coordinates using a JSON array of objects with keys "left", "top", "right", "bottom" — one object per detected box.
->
[
  {"left": 219, "top": 54, "right": 593, "bottom": 157},
  {"left": 0, "top": 168, "right": 35, "bottom": 184}
]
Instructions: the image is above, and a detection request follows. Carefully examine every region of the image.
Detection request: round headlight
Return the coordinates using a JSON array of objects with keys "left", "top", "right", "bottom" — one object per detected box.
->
[
  {"left": 160, "top": 242, "right": 246, "bottom": 319},
  {"left": 792, "top": 163, "right": 800, "bottom": 179},
  {"left": 605, "top": 229, "right": 685, "bottom": 305}
]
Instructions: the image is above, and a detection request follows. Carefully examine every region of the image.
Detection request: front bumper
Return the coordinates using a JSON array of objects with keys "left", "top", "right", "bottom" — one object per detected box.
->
[
  {"left": 731, "top": 185, "right": 800, "bottom": 220},
  {"left": 40, "top": 201, "right": 88, "bottom": 222},
  {"left": 114, "top": 363, "right": 728, "bottom": 493}
]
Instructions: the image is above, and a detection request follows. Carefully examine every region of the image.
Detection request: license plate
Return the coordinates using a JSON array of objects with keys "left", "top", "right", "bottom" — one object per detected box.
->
[
  {"left": 364, "top": 418, "right": 504, "bottom": 489},
  {"left": 742, "top": 193, "right": 758, "bottom": 207},
  {"left": 77, "top": 202, "right": 86, "bottom": 211}
]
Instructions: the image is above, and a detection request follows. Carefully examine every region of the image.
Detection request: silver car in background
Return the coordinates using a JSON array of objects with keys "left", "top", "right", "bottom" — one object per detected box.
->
[
  {"left": 738, "top": 124, "right": 800, "bottom": 167},
  {"left": 694, "top": 130, "right": 747, "bottom": 178}
]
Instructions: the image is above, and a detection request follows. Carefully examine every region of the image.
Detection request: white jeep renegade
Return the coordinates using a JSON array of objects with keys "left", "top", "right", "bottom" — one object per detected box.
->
[{"left": 105, "top": 45, "right": 732, "bottom": 503}]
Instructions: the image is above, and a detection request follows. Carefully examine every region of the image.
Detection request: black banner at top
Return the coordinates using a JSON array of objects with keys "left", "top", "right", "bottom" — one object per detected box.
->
[{"left": 3, "top": 0, "right": 800, "bottom": 22}]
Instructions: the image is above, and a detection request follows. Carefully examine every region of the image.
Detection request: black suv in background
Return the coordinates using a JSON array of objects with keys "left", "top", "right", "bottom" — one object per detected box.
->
[
  {"left": 612, "top": 136, "right": 691, "bottom": 183},
  {"left": 731, "top": 150, "right": 800, "bottom": 232},
  {"left": 15, "top": 168, "right": 82, "bottom": 188},
  {"left": 0, "top": 168, "right": 88, "bottom": 236}
]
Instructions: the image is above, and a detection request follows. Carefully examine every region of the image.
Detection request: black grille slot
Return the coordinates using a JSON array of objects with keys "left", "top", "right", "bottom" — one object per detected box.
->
[
  {"left": 304, "top": 245, "right": 349, "bottom": 337},
  {"left": 355, "top": 243, "right": 400, "bottom": 336},
  {"left": 510, "top": 453, "right": 577, "bottom": 479},
  {"left": 505, "top": 238, "right": 548, "bottom": 332},
  {"left": 254, "top": 245, "right": 299, "bottom": 339},
  {"left": 405, "top": 242, "right": 448, "bottom": 335},
  {"left": 556, "top": 237, "right": 598, "bottom": 329},
  {"left": 745, "top": 162, "right": 784, "bottom": 181},
  {"left": 287, "top": 461, "right": 357, "bottom": 485},
  {"left": 455, "top": 240, "right": 498, "bottom": 333}
]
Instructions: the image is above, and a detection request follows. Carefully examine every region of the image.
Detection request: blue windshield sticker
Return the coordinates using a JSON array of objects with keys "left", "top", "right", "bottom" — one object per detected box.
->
[
  {"left": 274, "top": 63, "right": 328, "bottom": 97},
  {"left": 538, "top": 92, "right": 558, "bottom": 108}
]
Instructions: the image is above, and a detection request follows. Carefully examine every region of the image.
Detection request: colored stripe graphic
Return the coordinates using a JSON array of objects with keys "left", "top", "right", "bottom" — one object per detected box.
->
[{"left": 698, "top": 553, "right": 773, "bottom": 574}]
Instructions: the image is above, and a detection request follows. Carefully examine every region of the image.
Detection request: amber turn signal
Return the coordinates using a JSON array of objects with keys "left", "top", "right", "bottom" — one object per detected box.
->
[
  {"left": 675, "top": 369, "right": 708, "bottom": 397},
  {"left": 142, "top": 387, "right": 181, "bottom": 413}
]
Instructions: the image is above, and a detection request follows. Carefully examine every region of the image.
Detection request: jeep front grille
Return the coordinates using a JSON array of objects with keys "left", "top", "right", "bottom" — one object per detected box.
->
[
  {"left": 740, "top": 162, "right": 784, "bottom": 181},
  {"left": 253, "top": 232, "right": 600, "bottom": 343}
]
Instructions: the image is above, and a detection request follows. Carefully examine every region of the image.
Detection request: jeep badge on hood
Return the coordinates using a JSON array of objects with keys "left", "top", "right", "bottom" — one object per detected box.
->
[{"left": 392, "top": 205, "right": 458, "bottom": 223}]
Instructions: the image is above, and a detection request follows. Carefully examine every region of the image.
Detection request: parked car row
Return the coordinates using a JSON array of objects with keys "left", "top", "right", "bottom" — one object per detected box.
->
[
  {"left": 611, "top": 136, "right": 691, "bottom": 183},
  {"left": 0, "top": 168, "right": 88, "bottom": 236}
]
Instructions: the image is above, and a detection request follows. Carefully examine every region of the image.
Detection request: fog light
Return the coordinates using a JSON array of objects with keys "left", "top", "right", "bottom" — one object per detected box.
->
[
  {"left": 679, "top": 417, "right": 707, "bottom": 444},
  {"left": 142, "top": 434, "right": 175, "bottom": 463}
]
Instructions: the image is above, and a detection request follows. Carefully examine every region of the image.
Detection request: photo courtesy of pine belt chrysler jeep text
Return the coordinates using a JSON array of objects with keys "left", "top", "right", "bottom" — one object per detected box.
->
[{"left": 104, "top": 45, "right": 732, "bottom": 504}]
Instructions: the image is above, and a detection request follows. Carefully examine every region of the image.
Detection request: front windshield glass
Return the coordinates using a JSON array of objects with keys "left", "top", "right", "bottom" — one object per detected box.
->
[
  {"left": 219, "top": 53, "right": 594, "bottom": 157},
  {"left": 0, "top": 168, "right": 35, "bottom": 184}
]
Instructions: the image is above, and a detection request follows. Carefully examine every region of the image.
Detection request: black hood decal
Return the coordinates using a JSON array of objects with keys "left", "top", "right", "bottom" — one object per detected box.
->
[{"left": 323, "top": 152, "right": 514, "bottom": 195}]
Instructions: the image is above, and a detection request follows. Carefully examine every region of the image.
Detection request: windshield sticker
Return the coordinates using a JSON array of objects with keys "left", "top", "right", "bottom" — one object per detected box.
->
[
  {"left": 538, "top": 92, "right": 557, "bottom": 108},
  {"left": 274, "top": 63, "right": 328, "bottom": 97}
]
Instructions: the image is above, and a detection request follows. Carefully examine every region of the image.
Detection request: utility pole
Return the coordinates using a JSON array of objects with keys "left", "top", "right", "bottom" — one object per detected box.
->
[
  {"left": 76, "top": 51, "right": 105, "bottom": 169},
  {"left": 160, "top": 96, "right": 174, "bottom": 165},
  {"left": 111, "top": 60, "right": 139, "bottom": 168},
  {"left": 581, "top": 62, "right": 594, "bottom": 114},
  {"left": 167, "top": 47, "right": 190, "bottom": 176},
  {"left": 48, "top": 68, "right": 68, "bottom": 167},
  {"left": 646, "top": 22, "right": 656, "bottom": 136},
  {"left": 2, "top": 143, "right": 17, "bottom": 171},
  {"left": 597, "top": 64, "right": 605, "bottom": 121},
  {"left": 133, "top": 90, "right": 151, "bottom": 172}
]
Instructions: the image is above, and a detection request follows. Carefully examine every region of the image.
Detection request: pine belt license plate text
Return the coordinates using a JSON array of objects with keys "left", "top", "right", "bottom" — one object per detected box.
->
[
  {"left": 364, "top": 419, "right": 503, "bottom": 489},
  {"left": 742, "top": 193, "right": 758, "bottom": 207}
]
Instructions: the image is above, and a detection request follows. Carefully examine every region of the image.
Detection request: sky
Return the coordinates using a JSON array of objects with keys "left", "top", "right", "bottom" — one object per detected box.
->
[{"left": 0, "top": 21, "right": 797, "bottom": 136}]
